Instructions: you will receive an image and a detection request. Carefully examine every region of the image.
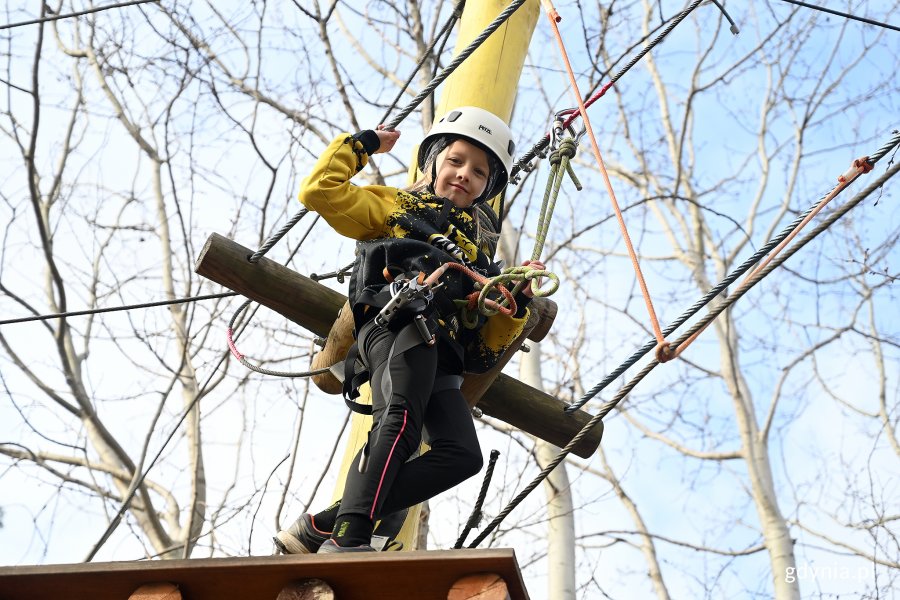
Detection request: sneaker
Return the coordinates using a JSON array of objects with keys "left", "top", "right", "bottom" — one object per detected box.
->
[
  {"left": 274, "top": 514, "right": 331, "bottom": 554},
  {"left": 317, "top": 539, "right": 376, "bottom": 554}
]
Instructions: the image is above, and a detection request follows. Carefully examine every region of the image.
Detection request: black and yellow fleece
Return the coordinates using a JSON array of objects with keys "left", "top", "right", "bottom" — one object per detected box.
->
[{"left": 299, "top": 131, "right": 530, "bottom": 374}]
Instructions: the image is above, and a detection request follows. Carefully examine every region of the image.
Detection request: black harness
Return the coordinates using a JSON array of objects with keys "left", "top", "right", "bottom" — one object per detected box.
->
[
  {"left": 341, "top": 272, "right": 442, "bottom": 414},
  {"left": 339, "top": 193, "right": 502, "bottom": 413}
]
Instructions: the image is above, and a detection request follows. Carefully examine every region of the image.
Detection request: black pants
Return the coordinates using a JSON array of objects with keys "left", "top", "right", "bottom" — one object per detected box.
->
[{"left": 338, "top": 321, "right": 483, "bottom": 522}]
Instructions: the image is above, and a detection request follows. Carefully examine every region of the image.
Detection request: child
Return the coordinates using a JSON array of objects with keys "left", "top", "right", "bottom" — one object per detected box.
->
[{"left": 275, "top": 107, "right": 545, "bottom": 553}]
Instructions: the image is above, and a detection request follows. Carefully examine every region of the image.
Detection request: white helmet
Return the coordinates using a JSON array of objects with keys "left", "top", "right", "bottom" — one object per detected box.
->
[{"left": 418, "top": 106, "right": 515, "bottom": 203}]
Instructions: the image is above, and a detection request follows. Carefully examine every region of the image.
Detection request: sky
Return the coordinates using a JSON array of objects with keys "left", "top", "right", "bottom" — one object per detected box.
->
[{"left": 1, "top": 1, "right": 899, "bottom": 598}]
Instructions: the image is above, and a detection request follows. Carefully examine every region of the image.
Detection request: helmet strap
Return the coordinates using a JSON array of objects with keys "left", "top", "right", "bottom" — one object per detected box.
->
[{"left": 429, "top": 159, "right": 438, "bottom": 195}]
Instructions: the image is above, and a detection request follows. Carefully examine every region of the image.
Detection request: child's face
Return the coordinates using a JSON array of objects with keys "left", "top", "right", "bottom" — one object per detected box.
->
[{"left": 433, "top": 139, "right": 490, "bottom": 208}]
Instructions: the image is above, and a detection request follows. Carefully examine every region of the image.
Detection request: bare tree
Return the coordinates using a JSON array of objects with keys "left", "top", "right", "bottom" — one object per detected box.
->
[
  {"left": 0, "top": 0, "right": 469, "bottom": 562},
  {"left": 1, "top": 3, "right": 897, "bottom": 599},
  {"left": 485, "top": 0, "right": 899, "bottom": 597}
]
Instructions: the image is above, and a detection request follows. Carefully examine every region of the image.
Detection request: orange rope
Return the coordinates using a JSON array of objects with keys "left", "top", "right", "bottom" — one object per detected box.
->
[
  {"left": 542, "top": 5, "right": 669, "bottom": 358},
  {"left": 443, "top": 262, "right": 518, "bottom": 316},
  {"left": 387, "top": 262, "right": 517, "bottom": 316},
  {"left": 670, "top": 156, "right": 874, "bottom": 359}
]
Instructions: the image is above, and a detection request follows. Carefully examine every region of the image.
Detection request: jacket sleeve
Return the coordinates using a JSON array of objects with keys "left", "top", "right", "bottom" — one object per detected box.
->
[
  {"left": 463, "top": 308, "right": 530, "bottom": 374},
  {"left": 298, "top": 133, "right": 398, "bottom": 240}
]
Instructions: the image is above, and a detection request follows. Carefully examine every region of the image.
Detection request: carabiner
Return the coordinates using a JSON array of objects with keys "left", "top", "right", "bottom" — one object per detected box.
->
[{"left": 553, "top": 107, "right": 587, "bottom": 145}]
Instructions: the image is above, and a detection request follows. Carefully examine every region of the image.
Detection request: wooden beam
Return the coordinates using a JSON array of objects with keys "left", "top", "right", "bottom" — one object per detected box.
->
[
  {"left": 128, "top": 583, "right": 181, "bottom": 600},
  {"left": 195, "top": 233, "right": 343, "bottom": 339},
  {"left": 276, "top": 579, "right": 335, "bottom": 600},
  {"left": 478, "top": 374, "right": 602, "bottom": 459},
  {"left": 195, "top": 232, "right": 555, "bottom": 342},
  {"left": 448, "top": 573, "right": 511, "bottom": 600},
  {"left": 195, "top": 233, "right": 602, "bottom": 458}
]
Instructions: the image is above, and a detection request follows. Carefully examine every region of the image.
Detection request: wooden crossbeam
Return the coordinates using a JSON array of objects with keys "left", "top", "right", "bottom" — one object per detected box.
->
[{"left": 195, "top": 233, "right": 602, "bottom": 458}]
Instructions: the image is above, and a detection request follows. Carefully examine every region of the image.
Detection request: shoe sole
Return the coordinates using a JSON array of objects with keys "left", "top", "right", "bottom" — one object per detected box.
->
[
  {"left": 273, "top": 531, "right": 316, "bottom": 554},
  {"left": 317, "top": 540, "right": 376, "bottom": 553}
]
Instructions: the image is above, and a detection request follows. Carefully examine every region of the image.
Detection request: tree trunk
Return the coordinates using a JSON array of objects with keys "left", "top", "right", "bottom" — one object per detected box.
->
[
  {"left": 717, "top": 317, "right": 799, "bottom": 599},
  {"left": 521, "top": 343, "right": 575, "bottom": 600}
]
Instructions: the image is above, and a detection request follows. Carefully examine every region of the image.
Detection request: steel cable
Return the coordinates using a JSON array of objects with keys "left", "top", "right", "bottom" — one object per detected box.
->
[{"left": 470, "top": 137, "right": 900, "bottom": 548}]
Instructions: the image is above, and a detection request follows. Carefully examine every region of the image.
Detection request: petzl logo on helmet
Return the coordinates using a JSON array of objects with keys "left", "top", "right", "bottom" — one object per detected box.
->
[{"left": 478, "top": 124, "right": 492, "bottom": 134}]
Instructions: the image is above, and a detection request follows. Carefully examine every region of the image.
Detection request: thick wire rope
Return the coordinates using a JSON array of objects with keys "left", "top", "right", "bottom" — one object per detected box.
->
[
  {"left": 454, "top": 449, "right": 500, "bottom": 548},
  {"left": 0, "top": 0, "right": 159, "bottom": 30},
  {"left": 510, "top": 0, "right": 708, "bottom": 181},
  {"left": 566, "top": 130, "right": 900, "bottom": 412},
  {"left": 777, "top": 0, "right": 900, "bottom": 33},
  {"left": 382, "top": 0, "right": 530, "bottom": 131},
  {"left": 248, "top": 209, "right": 309, "bottom": 264},
  {"left": 260, "top": 0, "right": 527, "bottom": 255},
  {"left": 0, "top": 292, "right": 236, "bottom": 326},
  {"left": 377, "top": 0, "right": 465, "bottom": 127},
  {"left": 668, "top": 157, "right": 874, "bottom": 358},
  {"left": 469, "top": 134, "right": 900, "bottom": 549}
]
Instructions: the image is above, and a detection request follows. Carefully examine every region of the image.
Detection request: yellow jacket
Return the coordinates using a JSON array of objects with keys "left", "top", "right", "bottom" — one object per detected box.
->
[{"left": 300, "top": 133, "right": 529, "bottom": 374}]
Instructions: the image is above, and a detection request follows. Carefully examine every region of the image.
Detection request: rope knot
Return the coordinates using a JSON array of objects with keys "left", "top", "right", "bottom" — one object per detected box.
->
[
  {"left": 655, "top": 341, "right": 675, "bottom": 363},
  {"left": 548, "top": 148, "right": 562, "bottom": 167},
  {"left": 557, "top": 138, "right": 577, "bottom": 159}
]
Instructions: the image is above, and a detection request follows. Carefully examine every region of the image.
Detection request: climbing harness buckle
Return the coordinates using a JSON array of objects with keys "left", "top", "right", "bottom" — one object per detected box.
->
[
  {"left": 374, "top": 271, "right": 442, "bottom": 328},
  {"left": 413, "top": 314, "right": 436, "bottom": 346},
  {"left": 358, "top": 441, "right": 370, "bottom": 473}
]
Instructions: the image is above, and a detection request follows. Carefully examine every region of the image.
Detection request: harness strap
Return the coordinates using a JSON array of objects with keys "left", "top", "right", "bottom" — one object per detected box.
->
[
  {"left": 342, "top": 340, "right": 372, "bottom": 415},
  {"left": 342, "top": 319, "right": 440, "bottom": 415},
  {"left": 432, "top": 374, "right": 464, "bottom": 394},
  {"left": 437, "top": 197, "right": 453, "bottom": 230}
]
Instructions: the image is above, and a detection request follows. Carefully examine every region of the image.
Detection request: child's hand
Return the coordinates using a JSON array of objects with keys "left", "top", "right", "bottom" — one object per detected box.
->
[
  {"left": 521, "top": 260, "right": 546, "bottom": 297},
  {"left": 374, "top": 125, "right": 400, "bottom": 154}
]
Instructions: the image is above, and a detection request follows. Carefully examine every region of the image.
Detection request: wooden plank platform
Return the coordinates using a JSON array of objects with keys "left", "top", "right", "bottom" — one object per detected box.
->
[{"left": 0, "top": 549, "right": 529, "bottom": 600}]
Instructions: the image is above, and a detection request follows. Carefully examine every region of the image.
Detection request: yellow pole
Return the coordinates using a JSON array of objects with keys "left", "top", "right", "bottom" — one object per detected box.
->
[
  {"left": 434, "top": 0, "right": 539, "bottom": 123},
  {"left": 331, "top": 0, "right": 541, "bottom": 551}
]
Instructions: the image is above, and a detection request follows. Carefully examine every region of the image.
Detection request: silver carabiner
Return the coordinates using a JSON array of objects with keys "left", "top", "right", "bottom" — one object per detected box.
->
[
  {"left": 549, "top": 113, "right": 566, "bottom": 152},
  {"left": 553, "top": 107, "right": 587, "bottom": 145}
]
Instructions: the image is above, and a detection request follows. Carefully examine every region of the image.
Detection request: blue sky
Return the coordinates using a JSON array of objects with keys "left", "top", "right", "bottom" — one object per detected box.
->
[{"left": 1, "top": 1, "right": 898, "bottom": 597}]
